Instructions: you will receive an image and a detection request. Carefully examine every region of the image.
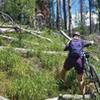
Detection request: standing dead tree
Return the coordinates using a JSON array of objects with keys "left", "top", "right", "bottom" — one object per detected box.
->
[
  {"left": 56, "top": 0, "right": 61, "bottom": 30},
  {"left": 68, "top": 0, "right": 72, "bottom": 36},
  {"left": 63, "top": 0, "right": 67, "bottom": 31},
  {"left": 80, "top": 0, "right": 83, "bottom": 24},
  {"left": 89, "top": 0, "right": 92, "bottom": 34}
]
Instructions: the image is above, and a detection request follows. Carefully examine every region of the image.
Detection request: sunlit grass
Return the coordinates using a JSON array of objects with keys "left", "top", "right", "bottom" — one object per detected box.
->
[{"left": 0, "top": 30, "right": 100, "bottom": 99}]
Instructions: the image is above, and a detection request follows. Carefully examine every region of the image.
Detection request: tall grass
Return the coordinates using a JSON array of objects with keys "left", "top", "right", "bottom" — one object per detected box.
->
[
  {"left": 7, "top": 71, "right": 58, "bottom": 100},
  {"left": 0, "top": 30, "right": 99, "bottom": 99},
  {"left": 0, "top": 47, "right": 59, "bottom": 100}
]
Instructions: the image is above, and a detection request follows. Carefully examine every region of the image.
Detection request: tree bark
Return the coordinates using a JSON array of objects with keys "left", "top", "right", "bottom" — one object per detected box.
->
[
  {"left": 68, "top": 0, "right": 72, "bottom": 36},
  {"left": 0, "top": 28, "right": 15, "bottom": 33},
  {"left": 63, "top": 0, "right": 67, "bottom": 31},
  {"left": 89, "top": 0, "right": 92, "bottom": 34},
  {"left": 35, "top": 0, "right": 49, "bottom": 27},
  {"left": 80, "top": 0, "right": 83, "bottom": 23},
  {"left": 98, "top": 0, "right": 100, "bottom": 32},
  {"left": 52, "top": 0, "right": 55, "bottom": 29},
  {"left": 99, "top": 12, "right": 100, "bottom": 33},
  {"left": 0, "top": 24, "right": 52, "bottom": 43},
  {"left": 49, "top": 0, "right": 55, "bottom": 29},
  {"left": 56, "top": 0, "right": 60, "bottom": 30},
  {"left": 46, "top": 94, "right": 91, "bottom": 100},
  {"left": 0, "top": 46, "right": 67, "bottom": 56}
]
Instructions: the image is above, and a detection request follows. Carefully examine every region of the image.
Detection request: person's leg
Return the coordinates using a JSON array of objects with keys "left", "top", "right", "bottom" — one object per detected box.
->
[
  {"left": 76, "top": 74, "right": 86, "bottom": 95},
  {"left": 59, "top": 56, "right": 73, "bottom": 82},
  {"left": 59, "top": 68, "right": 67, "bottom": 82},
  {"left": 75, "top": 58, "right": 85, "bottom": 95}
]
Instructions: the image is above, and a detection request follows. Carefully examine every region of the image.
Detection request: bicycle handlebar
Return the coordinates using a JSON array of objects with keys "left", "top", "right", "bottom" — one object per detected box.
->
[{"left": 83, "top": 51, "right": 90, "bottom": 59}]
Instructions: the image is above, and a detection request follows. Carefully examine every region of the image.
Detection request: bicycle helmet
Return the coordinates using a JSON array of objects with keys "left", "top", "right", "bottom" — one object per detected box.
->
[{"left": 73, "top": 32, "right": 80, "bottom": 37}]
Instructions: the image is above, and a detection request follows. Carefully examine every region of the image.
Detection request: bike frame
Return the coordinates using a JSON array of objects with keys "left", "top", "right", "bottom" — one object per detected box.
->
[
  {"left": 83, "top": 52, "right": 92, "bottom": 79},
  {"left": 83, "top": 52, "right": 100, "bottom": 94}
]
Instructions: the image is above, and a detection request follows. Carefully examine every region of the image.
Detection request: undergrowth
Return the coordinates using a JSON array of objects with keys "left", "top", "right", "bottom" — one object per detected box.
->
[{"left": 0, "top": 30, "right": 99, "bottom": 100}]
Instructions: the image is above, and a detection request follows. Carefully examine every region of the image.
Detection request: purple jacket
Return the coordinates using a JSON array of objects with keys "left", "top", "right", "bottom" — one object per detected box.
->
[{"left": 64, "top": 39, "right": 92, "bottom": 57}]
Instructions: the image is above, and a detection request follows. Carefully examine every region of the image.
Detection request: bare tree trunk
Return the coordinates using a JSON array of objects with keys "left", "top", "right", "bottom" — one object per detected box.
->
[
  {"left": 97, "top": 0, "right": 100, "bottom": 33},
  {"left": 99, "top": 12, "right": 100, "bottom": 33},
  {"left": 89, "top": 0, "right": 92, "bottom": 34},
  {"left": 63, "top": 0, "right": 67, "bottom": 31},
  {"left": 56, "top": 0, "right": 60, "bottom": 30},
  {"left": 35, "top": 0, "right": 49, "bottom": 27},
  {"left": 80, "top": 0, "right": 83, "bottom": 23},
  {"left": 68, "top": 0, "right": 71, "bottom": 36},
  {"left": 52, "top": 0, "right": 55, "bottom": 29},
  {"left": 49, "top": 0, "right": 52, "bottom": 29}
]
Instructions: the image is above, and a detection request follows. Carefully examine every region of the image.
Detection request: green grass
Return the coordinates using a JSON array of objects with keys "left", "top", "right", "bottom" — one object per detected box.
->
[{"left": 0, "top": 30, "right": 100, "bottom": 99}]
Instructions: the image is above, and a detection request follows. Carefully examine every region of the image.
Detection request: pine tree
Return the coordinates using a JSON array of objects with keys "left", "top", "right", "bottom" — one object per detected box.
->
[
  {"left": 56, "top": 0, "right": 60, "bottom": 30},
  {"left": 68, "top": 0, "right": 72, "bottom": 36},
  {"left": 63, "top": 0, "right": 67, "bottom": 31}
]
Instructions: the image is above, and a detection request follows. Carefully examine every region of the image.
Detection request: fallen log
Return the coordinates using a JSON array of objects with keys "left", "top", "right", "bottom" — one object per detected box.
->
[
  {"left": 0, "top": 46, "right": 66, "bottom": 56},
  {"left": 0, "top": 28, "right": 15, "bottom": 33},
  {"left": 0, "top": 96, "right": 9, "bottom": 100},
  {"left": 0, "top": 34, "right": 16, "bottom": 40},
  {"left": 0, "top": 35, "right": 39, "bottom": 46},
  {"left": 46, "top": 94, "right": 91, "bottom": 100},
  {"left": 15, "top": 48, "right": 66, "bottom": 56},
  {"left": 0, "top": 25, "right": 16, "bottom": 28},
  {"left": 17, "top": 26, "right": 53, "bottom": 43},
  {"left": 0, "top": 24, "right": 53, "bottom": 43}
]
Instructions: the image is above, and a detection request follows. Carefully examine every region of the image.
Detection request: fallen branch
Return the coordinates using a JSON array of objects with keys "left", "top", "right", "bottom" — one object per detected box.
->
[
  {"left": 46, "top": 94, "right": 91, "bottom": 100},
  {"left": 0, "top": 11, "right": 14, "bottom": 25},
  {"left": 14, "top": 48, "right": 66, "bottom": 56},
  {"left": 0, "top": 25, "right": 16, "bottom": 28},
  {"left": 0, "top": 28, "right": 15, "bottom": 33},
  {"left": 0, "top": 46, "right": 66, "bottom": 56},
  {"left": 0, "top": 35, "right": 39, "bottom": 46},
  {"left": 0, "top": 34, "right": 16, "bottom": 40},
  {"left": 17, "top": 26, "right": 53, "bottom": 43},
  {"left": 0, "top": 24, "right": 53, "bottom": 43},
  {"left": 0, "top": 96, "right": 9, "bottom": 100}
]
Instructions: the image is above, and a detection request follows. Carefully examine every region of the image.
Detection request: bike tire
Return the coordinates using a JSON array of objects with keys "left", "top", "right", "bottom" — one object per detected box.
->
[{"left": 90, "top": 65, "right": 100, "bottom": 94}]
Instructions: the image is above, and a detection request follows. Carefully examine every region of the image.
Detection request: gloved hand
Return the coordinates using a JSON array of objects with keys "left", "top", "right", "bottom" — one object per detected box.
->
[{"left": 90, "top": 40, "right": 94, "bottom": 45}]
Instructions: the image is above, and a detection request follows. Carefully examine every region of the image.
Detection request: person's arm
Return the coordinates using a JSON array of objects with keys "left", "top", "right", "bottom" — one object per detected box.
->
[
  {"left": 64, "top": 41, "right": 71, "bottom": 51},
  {"left": 64, "top": 45, "right": 69, "bottom": 51},
  {"left": 82, "top": 40, "right": 94, "bottom": 47}
]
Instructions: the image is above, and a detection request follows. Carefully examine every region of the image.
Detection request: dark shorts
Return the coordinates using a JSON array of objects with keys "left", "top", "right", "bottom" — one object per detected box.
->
[{"left": 63, "top": 53, "right": 84, "bottom": 74}]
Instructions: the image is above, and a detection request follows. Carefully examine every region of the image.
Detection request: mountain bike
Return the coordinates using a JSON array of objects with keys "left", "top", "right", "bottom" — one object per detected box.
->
[
  {"left": 57, "top": 52, "right": 100, "bottom": 100},
  {"left": 83, "top": 51, "right": 100, "bottom": 95}
]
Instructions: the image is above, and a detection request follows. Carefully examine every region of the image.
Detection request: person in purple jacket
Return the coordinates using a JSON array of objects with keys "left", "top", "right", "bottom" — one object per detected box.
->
[{"left": 60, "top": 32, "right": 94, "bottom": 95}]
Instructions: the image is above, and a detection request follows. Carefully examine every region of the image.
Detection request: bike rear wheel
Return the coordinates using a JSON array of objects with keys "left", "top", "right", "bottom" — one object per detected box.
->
[{"left": 90, "top": 65, "right": 100, "bottom": 94}]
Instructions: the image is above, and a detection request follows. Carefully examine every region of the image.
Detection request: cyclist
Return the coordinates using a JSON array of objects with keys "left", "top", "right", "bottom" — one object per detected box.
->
[{"left": 59, "top": 32, "right": 94, "bottom": 95}]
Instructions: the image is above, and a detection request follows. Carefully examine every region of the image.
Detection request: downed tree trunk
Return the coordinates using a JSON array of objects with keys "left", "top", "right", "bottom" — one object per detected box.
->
[
  {"left": 0, "top": 25, "right": 16, "bottom": 28},
  {"left": 0, "top": 24, "right": 53, "bottom": 43},
  {"left": 16, "top": 26, "right": 53, "bottom": 43},
  {"left": 0, "top": 35, "right": 39, "bottom": 46},
  {"left": 0, "top": 28, "right": 15, "bottom": 33},
  {"left": 46, "top": 94, "right": 91, "bottom": 100},
  {"left": 0, "top": 96, "right": 9, "bottom": 100},
  {"left": 0, "top": 35, "right": 16, "bottom": 40},
  {"left": 0, "top": 46, "right": 66, "bottom": 56}
]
